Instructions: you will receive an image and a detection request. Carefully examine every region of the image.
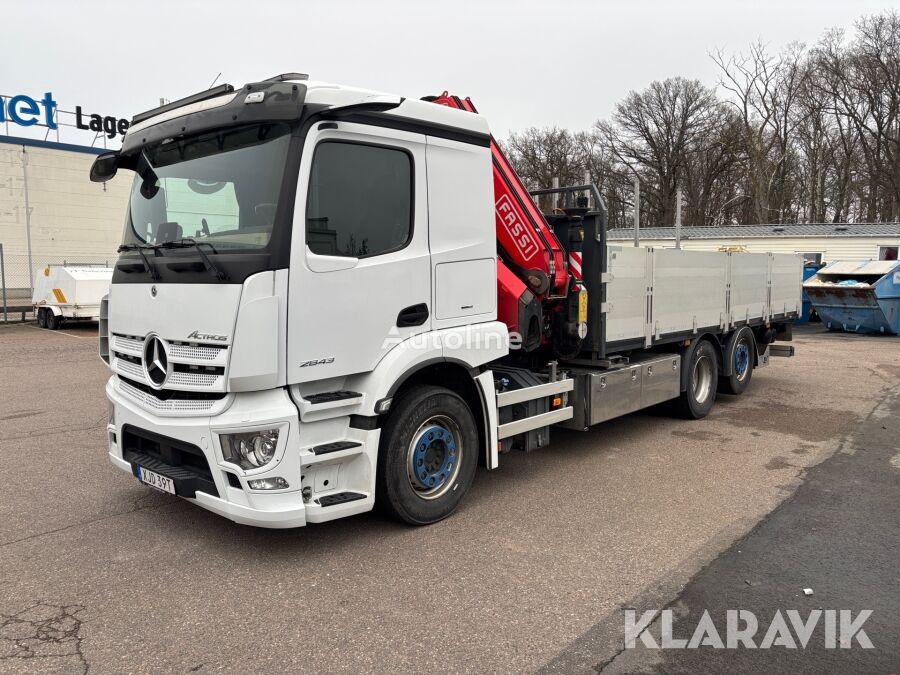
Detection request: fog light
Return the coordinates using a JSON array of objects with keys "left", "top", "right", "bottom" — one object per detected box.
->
[
  {"left": 220, "top": 429, "right": 280, "bottom": 470},
  {"left": 108, "top": 401, "right": 115, "bottom": 426},
  {"left": 248, "top": 477, "right": 289, "bottom": 490}
]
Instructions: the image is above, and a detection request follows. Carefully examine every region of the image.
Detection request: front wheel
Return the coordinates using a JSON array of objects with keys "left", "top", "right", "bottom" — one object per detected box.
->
[
  {"left": 46, "top": 311, "right": 60, "bottom": 330},
  {"left": 376, "top": 385, "right": 479, "bottom": 525},
  {"left": 675, "top": 339, "right": 718, "bottom": 419}
]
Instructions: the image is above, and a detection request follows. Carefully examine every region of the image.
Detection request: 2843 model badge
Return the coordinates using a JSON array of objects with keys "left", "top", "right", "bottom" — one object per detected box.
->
[{"left": 299, "top": 357, "right": 335, "bottom": 367}]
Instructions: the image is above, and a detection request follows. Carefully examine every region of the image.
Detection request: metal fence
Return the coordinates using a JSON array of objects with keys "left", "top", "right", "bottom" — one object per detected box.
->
[{"left": 0, "top": 244, "right": 112, "bottom": 322}]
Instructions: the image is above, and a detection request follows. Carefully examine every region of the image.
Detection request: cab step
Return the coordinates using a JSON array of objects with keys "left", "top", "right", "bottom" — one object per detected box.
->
[
  {"left": 312, "top": 440, "right": 362, "bottom": 455},
  {"left": 315, "top": 491, "right": 366, "bottom": 507},
  {"left": 304, "top": 390, "right": 362, "bottom": 404},
  {"left": 297, "top": 390, "right": 366, "bottom": 422}
]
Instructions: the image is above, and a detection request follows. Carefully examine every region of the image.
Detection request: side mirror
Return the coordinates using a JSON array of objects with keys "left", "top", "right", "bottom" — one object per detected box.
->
[{"left": 90, "top": 151, "right": 120, "bottom": 183}]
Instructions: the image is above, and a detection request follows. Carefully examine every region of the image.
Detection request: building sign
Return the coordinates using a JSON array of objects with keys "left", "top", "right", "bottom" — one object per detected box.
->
[
  {"left": 74, "top": 106, "right": 130, "bottom": 138},
  {"left": 0, "top": 92, "right": 56, "bottom": 128},
  {"left": 1, "top": 90, "right": 129, "bottom": 141}
]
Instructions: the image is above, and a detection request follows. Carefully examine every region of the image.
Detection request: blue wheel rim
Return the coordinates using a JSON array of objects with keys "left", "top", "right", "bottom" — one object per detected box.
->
[
  {"left": 407, "top": 416, "right": 462, "bottom": 499},
  {"left": 735, "top": 340, "right": 750, "bottom": 380}
]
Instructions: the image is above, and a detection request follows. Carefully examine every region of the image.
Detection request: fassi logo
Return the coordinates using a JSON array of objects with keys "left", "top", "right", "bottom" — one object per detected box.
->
[{"left": 496, "top": 194, "right": 539, "bottom": 261}]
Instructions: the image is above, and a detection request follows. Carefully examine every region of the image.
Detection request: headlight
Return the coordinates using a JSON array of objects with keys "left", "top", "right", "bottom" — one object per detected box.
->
[{"left": 220, "top": 429, "right": 279, "bottom": 470}]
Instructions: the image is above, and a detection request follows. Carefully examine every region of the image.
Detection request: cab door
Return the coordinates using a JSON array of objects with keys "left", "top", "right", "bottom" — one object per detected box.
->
[{"left": 287, "top": 122, "right": 431, "bottom": 383}]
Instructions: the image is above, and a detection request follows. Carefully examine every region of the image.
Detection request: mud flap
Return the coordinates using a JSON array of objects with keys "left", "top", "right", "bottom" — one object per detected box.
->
[{"left": 474, "top": 371, "right": 499, "bottom": 470}]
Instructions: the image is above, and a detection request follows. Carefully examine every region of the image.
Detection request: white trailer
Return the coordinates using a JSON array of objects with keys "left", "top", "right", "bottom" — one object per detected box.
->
[
  {"left": 90, "top": 74, "right": 800, "bottom": 529},
  {"left": 32, "top": 265, "right": 113, "bottom": 329}
]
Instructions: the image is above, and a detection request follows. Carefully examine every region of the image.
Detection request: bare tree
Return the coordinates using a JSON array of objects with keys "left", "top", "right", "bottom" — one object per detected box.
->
[
  {"left": 502, "top": 10, "right": 900, "bottom": 229},
  {"left": 598, "top": 77, "right": 722, "bottom": 226},
  {"left": 712, "top": 42, "right": 806, "bottom": 224},
  {"left": 814, "top": 12, "right": 900, "bottom": 221}
]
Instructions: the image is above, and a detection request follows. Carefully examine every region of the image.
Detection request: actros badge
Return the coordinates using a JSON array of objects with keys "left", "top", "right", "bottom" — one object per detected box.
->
[{"left": 187, "top": 330, "right": 228, "bottom": 342}]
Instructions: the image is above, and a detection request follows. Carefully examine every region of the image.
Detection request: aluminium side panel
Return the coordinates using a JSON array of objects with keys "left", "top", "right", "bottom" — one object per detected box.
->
[
  {"left": 769, "top": 253, "right": 803, "bottom": 318},
  {"left": 650, "top": 249, "right": 727, "bottom": 336},
  {"left": 640, "top": 354, "right": 681, "bottom": 407},
  {"left": 604, "top": 246, "right": 649, "bottom": 343},
  {"left": 589, "top": 365, "right": 642, "bottom": 424},
  {"left": 729, "top": 252, "right": 769, "bottom": 325}
]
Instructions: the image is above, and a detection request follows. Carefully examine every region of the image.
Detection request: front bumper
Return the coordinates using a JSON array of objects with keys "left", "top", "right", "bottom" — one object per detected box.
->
[{"left": 106, "top": 377, "right": 308, "bottom": 528}]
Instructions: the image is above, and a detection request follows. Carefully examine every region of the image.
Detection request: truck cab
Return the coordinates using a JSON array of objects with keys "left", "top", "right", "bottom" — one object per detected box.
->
[{"left": 97, "top": 74, "right": 510, "bottom": 527}]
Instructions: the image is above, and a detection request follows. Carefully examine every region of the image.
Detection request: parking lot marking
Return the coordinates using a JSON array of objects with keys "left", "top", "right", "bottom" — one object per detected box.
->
[{"left": 24, "top": 324, "right": 95, "bottom": 340}]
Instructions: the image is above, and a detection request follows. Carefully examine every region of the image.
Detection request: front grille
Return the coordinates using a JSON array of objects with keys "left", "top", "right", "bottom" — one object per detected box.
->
[
  {"left": 115, "top": 356, "right": 144, "bottom": 381},
  {"left": 168, "top": 343, "right": 224, "bottom": 361},
  {"left": 118, "top": 377, "right": 226, "bottom": 414},
  {"left": 122, "top": 425, "right": 219, "bottom": 498},
  {"left": 111, "top": 334, "right": 143, "bottom": 356},
  {"left": 120, "top": 376, "right": 225, "bottom": 401},
  {"left": 169, "top": 371, "right": 220, "bottom": 386},
  {"left": 109, "top": 332, "right": 228, "bottom": 402}
]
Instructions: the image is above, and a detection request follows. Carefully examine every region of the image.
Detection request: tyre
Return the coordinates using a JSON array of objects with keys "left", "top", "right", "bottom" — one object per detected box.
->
[
  {"left": 37, "top": 308, "right": 47, "bottom": 328},
  {"left": 676, "top": 339, "right": 718, "bottom": 419},
  {"left": 376, "top": 385, "right": 479, "bottom": 525},
  {"left": 46, "top": 312, "right": 60, "bottom": 330},
  {"left": 719, "top": 327, "right": 754, "bottom": 395}
]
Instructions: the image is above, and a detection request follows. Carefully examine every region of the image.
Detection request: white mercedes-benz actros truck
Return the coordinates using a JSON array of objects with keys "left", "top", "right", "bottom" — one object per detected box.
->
[{"left": 93, "top": 74, "right": 800, "bottom": 528}]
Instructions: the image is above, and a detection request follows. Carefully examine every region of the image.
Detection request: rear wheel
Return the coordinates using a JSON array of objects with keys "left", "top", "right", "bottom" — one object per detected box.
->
[
  {"left": 719, "top": 327, "right": 754, "bottom": 395},
  {"left": 376, "top": 385, "right": 479, "bottom": 525},
  {"left": 37, "top": 308, "right": 47, "bottom": 328},
  {"left": 676, "top": 339, "right": 718, "bottom": 419}
]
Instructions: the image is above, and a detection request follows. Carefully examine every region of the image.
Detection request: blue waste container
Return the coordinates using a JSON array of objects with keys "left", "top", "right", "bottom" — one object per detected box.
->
[
  {"left": 803, "top": 260, "right": 900, "bottom": 334},
  {"left": 797, "top": 263, "right": 824, "bottom": 324}
]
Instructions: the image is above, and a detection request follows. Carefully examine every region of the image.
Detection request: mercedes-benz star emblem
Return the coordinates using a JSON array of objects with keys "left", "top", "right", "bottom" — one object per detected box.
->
[{"left": 143, "top": 336, "right": 169, "bottom": 388}]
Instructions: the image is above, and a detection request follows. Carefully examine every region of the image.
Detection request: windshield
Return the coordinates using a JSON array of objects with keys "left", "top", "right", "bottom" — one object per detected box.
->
[{"left": 124, "top": 123, "right": 291, "bottom": 249}]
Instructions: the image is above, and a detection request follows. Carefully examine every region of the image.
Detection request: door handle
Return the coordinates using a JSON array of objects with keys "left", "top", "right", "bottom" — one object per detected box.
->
[{"left": 397, "top": 303, "right": 429, "bottom": 327}]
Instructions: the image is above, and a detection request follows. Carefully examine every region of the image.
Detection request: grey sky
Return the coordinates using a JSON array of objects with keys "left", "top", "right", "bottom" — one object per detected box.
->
[{"left": 3, "top": 0, "right": 896, "bottom": 138}]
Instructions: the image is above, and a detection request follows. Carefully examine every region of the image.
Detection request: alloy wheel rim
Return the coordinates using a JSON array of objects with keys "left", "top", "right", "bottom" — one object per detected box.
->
[
  {"left": 692, "top": 354, "right": 714, "bottom": 403},
  {"left": 406, "top": 415, "right": 463, "bottom": 500}
]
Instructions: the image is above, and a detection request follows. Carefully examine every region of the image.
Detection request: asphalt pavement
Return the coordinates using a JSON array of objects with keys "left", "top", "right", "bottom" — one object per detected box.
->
[
  {"left": 558, "top": 385, "right": 900, "bottom": 674},
  {"left": 0, "top": 322, "right": 897, "bottom": 674}
]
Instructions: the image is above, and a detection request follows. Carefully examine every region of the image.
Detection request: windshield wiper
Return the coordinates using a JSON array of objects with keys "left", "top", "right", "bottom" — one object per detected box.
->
[
  {"left": 117, "top": 243, "right": 161, "bottom": 280},
  {"left": 160, "top": 238, "right": 229, "bottom": 281}
]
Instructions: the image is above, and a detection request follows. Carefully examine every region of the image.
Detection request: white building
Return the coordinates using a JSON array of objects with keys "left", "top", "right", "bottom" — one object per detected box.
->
[
  {"left": 607, "top": 223, "right": 900, "bottom": 264},
  {"left": 0, "top": 137, "right": 131, "bottom": 263}
]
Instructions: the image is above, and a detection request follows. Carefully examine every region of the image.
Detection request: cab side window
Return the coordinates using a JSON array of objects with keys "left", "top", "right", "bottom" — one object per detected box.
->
[{"left": 306, "top": 141, "right": 412, "bottom": 257}]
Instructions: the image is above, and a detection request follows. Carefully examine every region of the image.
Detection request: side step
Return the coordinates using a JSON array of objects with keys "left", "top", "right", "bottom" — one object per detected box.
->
[
  {"left": 304, "top": 391, "right": 362, "bottom": 404},
  {"left": 311, "top": 441, "right": 362, "bottom": 456},
  {"left": 316, "top": 491, "right": 366, "bottom": 507},
  {"left": 297, "top": 390, "right": 366, "bottom": 421},
  {"left": 497, "top": 407, "right": 573, "bottom": 440},
  {"left": 494, "top": 371, "right": 574, "bottom": 442}
]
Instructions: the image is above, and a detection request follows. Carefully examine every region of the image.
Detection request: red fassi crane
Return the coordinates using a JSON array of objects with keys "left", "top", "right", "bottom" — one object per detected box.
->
[{"left": 426, "top": 93, "right": 585, "bottom": 353}]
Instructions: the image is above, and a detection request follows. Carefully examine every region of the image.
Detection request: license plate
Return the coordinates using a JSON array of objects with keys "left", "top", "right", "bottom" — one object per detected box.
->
[{"left": 137, "top": 466, "right": 176, "bottom": 494}]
